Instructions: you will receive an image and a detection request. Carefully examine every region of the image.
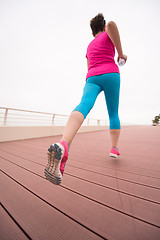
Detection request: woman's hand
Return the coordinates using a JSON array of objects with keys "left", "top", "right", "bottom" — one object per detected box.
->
[{"left": 117, "top": 54, "right": 127, "bottom": 63}]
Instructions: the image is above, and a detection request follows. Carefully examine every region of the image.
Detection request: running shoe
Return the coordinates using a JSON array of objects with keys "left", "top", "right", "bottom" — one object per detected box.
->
[
  {"left": 44, "top": 140, "right": 68, "bottom": 185},
  {"left": 110, "top": 147, "right": 120, "bottom": 158}
]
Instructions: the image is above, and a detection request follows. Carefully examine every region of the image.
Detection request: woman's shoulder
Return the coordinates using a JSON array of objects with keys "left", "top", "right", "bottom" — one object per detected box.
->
[
  {"left": 106, "top": 21, "right": 117, "bottom": 34},
  {"left": 106, "top": 21, "right": 117, "bottom": 27}
]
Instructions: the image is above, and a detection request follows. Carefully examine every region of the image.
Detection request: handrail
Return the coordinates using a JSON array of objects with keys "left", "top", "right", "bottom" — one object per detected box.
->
[
  {"left": 0, "top": 107, "right": 67, "bottom": 117},
  {"left": 0, "top": 107, "right": 107, "bottom": 126}
]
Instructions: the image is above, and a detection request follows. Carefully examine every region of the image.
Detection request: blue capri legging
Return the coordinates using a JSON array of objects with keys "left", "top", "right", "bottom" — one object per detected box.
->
[{"left": 73, "top": 73, "right": 121, "bottom": 129}]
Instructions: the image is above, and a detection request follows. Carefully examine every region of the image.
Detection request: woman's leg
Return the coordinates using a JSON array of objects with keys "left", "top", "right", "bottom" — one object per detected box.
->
[
  {"left": 110, "top": 129, "right": 120, "bottom": 148},
  {"left": 103, "top": 73, "right": 121, "bottom": 148},
  {"left": 61, "top": 111, "right": 84, "bottom": 145},
  {"left": 61, "top": 81, "right": 102, "bottom": 146}
]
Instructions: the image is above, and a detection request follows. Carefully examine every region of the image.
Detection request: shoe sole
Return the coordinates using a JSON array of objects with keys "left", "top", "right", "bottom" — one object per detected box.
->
[
  {"left": 44, "top": 143, "right": 64, "bottom": 185},
  {"left": 110, "top": 153, "right": 120, "bottom": 158},
  {"left": 44, "top": 169, "right": 61, "bottom": 185}
]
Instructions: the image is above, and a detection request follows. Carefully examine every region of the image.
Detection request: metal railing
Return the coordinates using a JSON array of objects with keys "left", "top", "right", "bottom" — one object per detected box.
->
[{"left": 0, "top": 107, "right": 107, "bottom": 127}]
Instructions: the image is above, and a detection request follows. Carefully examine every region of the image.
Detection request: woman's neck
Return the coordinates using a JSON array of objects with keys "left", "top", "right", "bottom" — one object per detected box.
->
[{"left": 95, "top": 31, "right": 104, "bottom": 37}]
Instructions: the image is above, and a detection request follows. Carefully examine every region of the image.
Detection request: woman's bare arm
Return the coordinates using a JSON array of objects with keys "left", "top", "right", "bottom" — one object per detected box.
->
[
  {"left": 87, "top": 59, "right": 89, "bottom": 69},
  {"left": 106, "top": 21, "right": 127, "bottom": 62}
]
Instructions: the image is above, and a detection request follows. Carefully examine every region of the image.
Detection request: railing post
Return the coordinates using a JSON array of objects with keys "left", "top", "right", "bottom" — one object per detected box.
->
[
  {"left": 52, "top": 114, "right": 55, "bottom": 126},
  {"left": 4, "top": 108, "right": 8, "bottom": 125},
  {"left": 97, "top": 120, "right": 100, "bottom": 126}
]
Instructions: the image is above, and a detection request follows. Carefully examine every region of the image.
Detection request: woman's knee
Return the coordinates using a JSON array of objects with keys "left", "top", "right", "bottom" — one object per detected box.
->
[
  {"left": 73, "top": 99, "right": 94, "bottom": 119},
  {"left": 109, "top": 115, "right": 121, "bottom": 129}
]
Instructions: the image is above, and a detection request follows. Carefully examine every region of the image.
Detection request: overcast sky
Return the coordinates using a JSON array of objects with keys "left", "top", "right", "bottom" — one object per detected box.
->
[{"left": 0, "top": 0, "right": 160, "bottom": 125}]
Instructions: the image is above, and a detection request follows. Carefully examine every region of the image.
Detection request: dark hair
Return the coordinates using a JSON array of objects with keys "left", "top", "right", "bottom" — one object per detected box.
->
[{"left": 90, "top": 13, "right": 106, "bottom": 37}]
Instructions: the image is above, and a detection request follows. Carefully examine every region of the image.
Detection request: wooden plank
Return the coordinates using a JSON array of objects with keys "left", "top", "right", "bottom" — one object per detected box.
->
[
  {"left": 1, "top": 126, "right": 160, "bottom": 240},
  {"left": 66, "top": 166, "right": 160, "bottom": 204},
  {"left": 0, "top": 204, "right": 28, "bottom": 240},
  {"left": 1, "top": 143, "right": 160, "bottom": 179},
  {"left": 0, "top": 148, "right": 160, "bottom": 198},
  {"left": 1, "top": 159, "right": 160, "bottom": 240},
  {"left": 67, "top": 160, "right": 160, "bottom": 188},
  {"left": 0, "top": 126, "right": 160, "bottom": 176},
  {"left": 1, "top": 156, "right": 160, "bottom": 227},
  {"left": 1, "top": 147, "right": 160, "bottom": 204},
  {"left": 0, "top": 138, "right": 160, "bottom": 186},
  {"left": 1, "top": 126, "right": 160, "bottom": 171},
  {"left": 0, "top": 173, "right": 102, "bottom": 240}
]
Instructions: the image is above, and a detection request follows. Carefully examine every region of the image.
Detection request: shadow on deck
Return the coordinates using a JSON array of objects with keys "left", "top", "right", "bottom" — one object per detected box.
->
[{"left": 0, "top": 126, "right": 160, "bottom": 240}]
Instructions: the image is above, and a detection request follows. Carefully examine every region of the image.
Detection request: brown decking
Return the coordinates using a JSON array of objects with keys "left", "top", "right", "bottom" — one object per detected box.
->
[{"left": 0, "top": 126, "right": 160, "bottom": 240}]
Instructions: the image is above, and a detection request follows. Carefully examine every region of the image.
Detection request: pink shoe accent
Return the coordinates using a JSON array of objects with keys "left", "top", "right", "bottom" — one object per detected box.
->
[
  {"left": 59, "top": 140, "right": 68, "bottom": 175},
  {"left": 110, "top": 147, "right": 120, "bottom": 158}
]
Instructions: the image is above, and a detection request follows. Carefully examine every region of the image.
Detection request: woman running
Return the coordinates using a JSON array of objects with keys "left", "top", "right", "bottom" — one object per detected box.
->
[{"left": 44, "top": 13, "right": 127, "bottom": 185}]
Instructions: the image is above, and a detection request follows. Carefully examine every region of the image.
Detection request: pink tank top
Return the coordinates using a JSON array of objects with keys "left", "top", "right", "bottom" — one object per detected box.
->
[{"left": 86, "top": 31, "right": 119, "bottom": 79}]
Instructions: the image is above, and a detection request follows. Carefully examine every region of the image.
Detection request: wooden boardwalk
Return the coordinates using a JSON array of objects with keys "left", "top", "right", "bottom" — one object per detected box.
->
[{"left": 0, "top": 126, "right": 160, "bottom": 240}]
